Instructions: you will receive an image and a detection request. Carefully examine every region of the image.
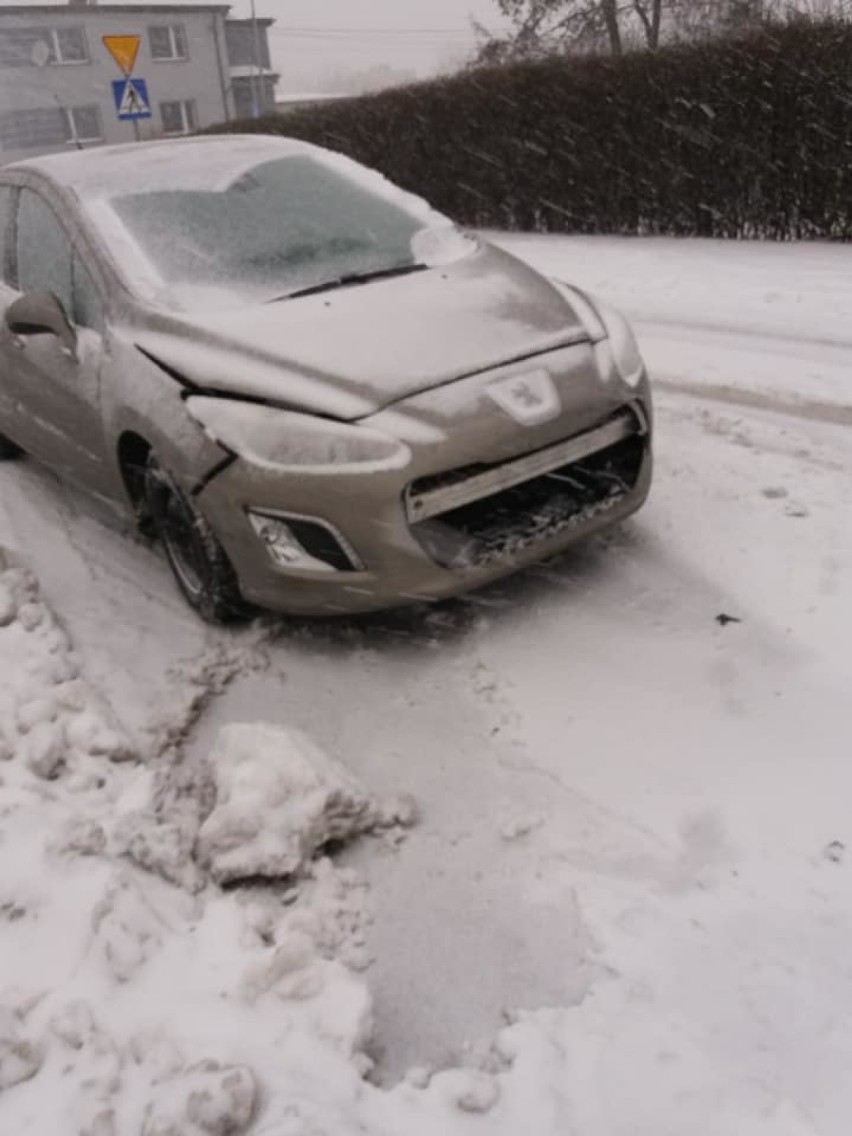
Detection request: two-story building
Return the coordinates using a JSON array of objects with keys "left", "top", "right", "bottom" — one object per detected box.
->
[{"left": 0, "top": 0, "right": 278, "bottom": 164}]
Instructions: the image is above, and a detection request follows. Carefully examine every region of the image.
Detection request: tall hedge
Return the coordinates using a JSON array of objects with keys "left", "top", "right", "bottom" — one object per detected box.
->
[{"left": 211, "top": 20, "right": 852, "bottom": 240}]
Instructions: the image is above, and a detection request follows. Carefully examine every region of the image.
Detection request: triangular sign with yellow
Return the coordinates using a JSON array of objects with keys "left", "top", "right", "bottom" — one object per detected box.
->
[{"left": 103, "top": 35, "right": 141, "bottom": 77}]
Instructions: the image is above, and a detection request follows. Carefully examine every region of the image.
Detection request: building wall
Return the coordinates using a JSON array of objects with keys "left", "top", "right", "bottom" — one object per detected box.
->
[{"left": 0, "top": 5, "right": 239, "bottom": 165}]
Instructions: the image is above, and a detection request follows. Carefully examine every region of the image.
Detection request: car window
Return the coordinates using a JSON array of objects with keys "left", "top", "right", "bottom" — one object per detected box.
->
[
  {"left": 15, "top": 188, "right": 103, "bottom": 330},
  {"left": 72, "top": 253, "right": 103, "bottom": 331},
  {"left": 16, "top": 188, "right": 74, "bottom": 315},
  {"left": 0, "top": 185, "right": 14, "bottom": 285}
]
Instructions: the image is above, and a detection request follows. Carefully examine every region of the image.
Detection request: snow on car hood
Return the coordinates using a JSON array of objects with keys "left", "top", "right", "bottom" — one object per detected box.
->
[{"left": 133, "top": 243, "right": 590, "bottom": 421}]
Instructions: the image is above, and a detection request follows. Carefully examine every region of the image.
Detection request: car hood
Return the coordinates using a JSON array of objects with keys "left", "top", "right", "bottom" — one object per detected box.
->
[{"left": 133, "top": 242, "right": 591, "bottom": 421}]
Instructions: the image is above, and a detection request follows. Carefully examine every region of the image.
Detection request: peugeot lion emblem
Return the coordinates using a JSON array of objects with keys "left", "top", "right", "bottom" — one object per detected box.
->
[{"left": 488, "top": 369, "right": 561, "bottom": 426}]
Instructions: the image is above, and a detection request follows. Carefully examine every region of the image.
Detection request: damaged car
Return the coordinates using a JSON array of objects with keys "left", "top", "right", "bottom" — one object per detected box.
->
[{"left": 0, "top": 135, "right": 652, "bottom": 621}]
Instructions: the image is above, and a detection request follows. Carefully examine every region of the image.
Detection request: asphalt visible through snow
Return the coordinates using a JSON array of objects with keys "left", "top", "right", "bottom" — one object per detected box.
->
[{"left": 0, "top": 237, "right": 850, "bottom": 1114}]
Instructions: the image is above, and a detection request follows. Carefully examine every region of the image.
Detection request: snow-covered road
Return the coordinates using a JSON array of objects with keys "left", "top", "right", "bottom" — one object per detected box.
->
[{"left": 1, "top": 237, "right": 850, "bottom": 1134}]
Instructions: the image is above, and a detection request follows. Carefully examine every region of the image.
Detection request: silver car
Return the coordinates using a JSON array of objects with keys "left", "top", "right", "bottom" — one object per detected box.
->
[{"left": 0, "top": 135, "right": 652, "bottom": 621}]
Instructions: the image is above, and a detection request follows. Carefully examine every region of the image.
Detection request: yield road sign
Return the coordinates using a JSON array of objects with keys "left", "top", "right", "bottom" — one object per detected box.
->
[
  {"left": 113, "top": 78, "right": 152, "bottom": 121},
  {"left": 103, "top": 35, "right": 141, "bottom": 77}
]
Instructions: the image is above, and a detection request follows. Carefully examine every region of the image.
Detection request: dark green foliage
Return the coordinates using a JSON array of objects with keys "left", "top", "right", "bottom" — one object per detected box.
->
[{"left": 207, "top": 20, "right": 852, "bottom": 240}]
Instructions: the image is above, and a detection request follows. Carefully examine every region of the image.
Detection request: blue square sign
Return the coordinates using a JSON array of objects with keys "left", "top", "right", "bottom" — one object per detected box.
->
[{"left": 112, "top": 78, "right": 152, "bottom": 121}]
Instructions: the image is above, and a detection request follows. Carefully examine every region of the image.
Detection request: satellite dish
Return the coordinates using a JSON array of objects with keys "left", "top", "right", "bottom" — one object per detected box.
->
[{"left": 31, "top": 40, "right": 51, "bottom": 67}]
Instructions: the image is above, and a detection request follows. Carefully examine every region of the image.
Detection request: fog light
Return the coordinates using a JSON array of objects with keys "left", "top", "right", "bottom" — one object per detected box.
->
[
  {"left": 248, "top": 512, "right": 336, "bottom": 573},
  {"left": 248, "top": 511, "right": 363, "bottom": 573}
]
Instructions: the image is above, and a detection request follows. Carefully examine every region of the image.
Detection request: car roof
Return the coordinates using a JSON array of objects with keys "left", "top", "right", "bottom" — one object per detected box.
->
[{"left": 5, "top": 134, "right": 321, "bottom": 199}]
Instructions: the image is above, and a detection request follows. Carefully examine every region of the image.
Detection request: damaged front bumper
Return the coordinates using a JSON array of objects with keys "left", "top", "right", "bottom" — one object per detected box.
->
[{"left": 195, "top": 347, "right": 654, "bottom": 616}]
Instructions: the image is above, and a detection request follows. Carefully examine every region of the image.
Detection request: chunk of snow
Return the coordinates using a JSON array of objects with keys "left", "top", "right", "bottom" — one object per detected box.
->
[
  {"left": 50, "top": 1002, "right": 97, "bottom": 1051},
  {"left": 0, "top": 581, "right": 17, "bottom": 627},
  {"left": 23, "top": 720, "right": 65, "bottom": 780},
  {"left": 118, "top": 812, "right": 204, "bottom": 893},
  {"left": 91, "top": 875, "right": 164, "bottom": 983},
  {"left": 142, "top": 1061, "right": 258, "bottom": 1136},
  {"left": 431, "top": 1068, "right": 501, "bottom": 1114},
  {"left": 17, "top": 601, "right": 45, "bottom": 632},
  {"left": 66, "top": 710, "right": 135, "bottom": 762},
  {"left": 197, "top": 723, "right": 409, "bottom": 884},
  {"left": 16, "top": 696, "right": 58, "bottom": 733},
  {"left": 51, "top": 818, "right": 108, "bottom": 858},
  {"left": 0, "top": 1008, "right": 42, "bottom": 1090}
]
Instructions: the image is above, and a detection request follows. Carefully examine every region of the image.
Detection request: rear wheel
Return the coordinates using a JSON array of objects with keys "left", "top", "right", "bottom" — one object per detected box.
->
[
  {"left": 144, "top": 456, "right": 251, "bottom": 624},
  {"left": 0, "top": 432, "right": 22, "bottom": 460}
]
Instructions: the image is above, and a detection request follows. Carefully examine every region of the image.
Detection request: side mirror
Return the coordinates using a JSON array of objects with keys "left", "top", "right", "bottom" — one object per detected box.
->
[{"left": 5, "top": 292, "right": 77, "bottom": 356}]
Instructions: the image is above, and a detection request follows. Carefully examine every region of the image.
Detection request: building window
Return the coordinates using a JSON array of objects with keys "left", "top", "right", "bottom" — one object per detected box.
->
[
  {"left": 225, "top": 23, "right": 271, "bottom": 70},
  {"left": 53, "top": 27, "right": 88, "bottom": 64},
  {"left": 0, "top": 109, "right": 66, "bottom": 151},
  {"left": 0, "top": 29, "right": 40, "bottom": 68},
  {"left": 149, "top": 25, "right": 188, "bottom": 61},
  {"left": 0, "top": 26, "right": 89, "bottom": 67},
  {"left": 231, "top": 75, "right": 277, "bottom": 120},
  {"left": 232, "top": 80, "right": 254, "bottom": 122},
  {"left": 0, "top": 106, "right": 101, "bottom": 153},
  {"left": 160, "top": 100, "right": 197, "bottom": 136},
  {"left": 63, "top": 106, "right": 103, "bottom": 145}
]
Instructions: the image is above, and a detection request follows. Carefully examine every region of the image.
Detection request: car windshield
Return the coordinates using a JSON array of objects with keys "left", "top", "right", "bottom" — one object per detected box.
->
[{"left": 88, "top": 153, "right": 471, "bottom": 310}]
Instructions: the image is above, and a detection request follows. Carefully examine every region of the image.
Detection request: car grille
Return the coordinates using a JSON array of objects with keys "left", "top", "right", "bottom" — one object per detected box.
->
[{"left": 407, "top": 410, "right": 646, "bottom": 570}]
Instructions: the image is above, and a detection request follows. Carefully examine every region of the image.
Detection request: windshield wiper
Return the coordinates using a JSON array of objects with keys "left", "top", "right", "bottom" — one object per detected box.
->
[{"left": 268, "top": 262, "right": 428, "bottom": 303}]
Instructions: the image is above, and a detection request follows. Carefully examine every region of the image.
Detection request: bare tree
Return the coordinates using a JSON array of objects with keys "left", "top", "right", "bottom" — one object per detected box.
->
[
  {"left": 473, "top": 0, "right": 850, "bottom": 65},
  {"left": 601, "top": 0, "right": 624, "bottom": 51},
  {"left": 472, "top": 0, "right": 672, "bottom": 63},
  {"left": 473, "top": 0, "right": 634, "bottom": 62},
  {"left": 633, "top": 0, "right": 664, "bottom": 48}
]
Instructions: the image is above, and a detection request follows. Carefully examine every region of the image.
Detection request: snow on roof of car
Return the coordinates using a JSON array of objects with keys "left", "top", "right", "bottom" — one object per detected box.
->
[{"left": 8, "top": 134, "right": 320, "bottom": 198}]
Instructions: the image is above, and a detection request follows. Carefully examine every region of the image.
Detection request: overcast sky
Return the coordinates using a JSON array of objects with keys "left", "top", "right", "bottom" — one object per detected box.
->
[
  {"left": 233, "top": 0, "right": 507, "bottom": 91},
  {"left": 1, "top": 1, "right": 508, "bottom": 91}
]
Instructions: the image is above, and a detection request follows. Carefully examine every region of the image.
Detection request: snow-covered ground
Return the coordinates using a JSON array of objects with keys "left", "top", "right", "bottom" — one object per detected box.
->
[{"left": 1, "top": 236, "right": 850, "bottom": 1135}]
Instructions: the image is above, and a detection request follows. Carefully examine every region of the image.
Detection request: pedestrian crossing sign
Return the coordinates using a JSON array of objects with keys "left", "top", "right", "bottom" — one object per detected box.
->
[{"left": 112, "top": 78, "right": 152, "bottom": 121}]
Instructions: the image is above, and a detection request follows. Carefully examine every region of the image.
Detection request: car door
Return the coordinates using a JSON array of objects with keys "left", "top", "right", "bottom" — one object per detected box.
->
[{"left": 0, "top": 185, "right": 109, "bottom": 491}]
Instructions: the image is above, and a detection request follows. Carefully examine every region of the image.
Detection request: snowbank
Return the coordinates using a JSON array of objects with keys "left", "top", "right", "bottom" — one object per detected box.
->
[
  {"left": 4, "top": 540, "right": 699, "bottom": 1136},
  {"left": 0, "top": 549, "right": 519, "bottom": 1135},
  {"left": 0, "top": 547, "right": 375, "bottom": 1131}
]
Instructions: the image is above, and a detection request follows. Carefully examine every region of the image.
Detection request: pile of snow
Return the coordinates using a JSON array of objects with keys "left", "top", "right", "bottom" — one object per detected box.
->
[
  {"left": 0, "top": 547, "right": 133, "bottom": 779},
  {"left": 0, "top": 547, "right": 373, "bottom": 1131},
  {"left": 198, "top": 723, "right": 415, "bottom": 884},
  {"left": 1, "top": 549, "right": 530, "bottom": 1134}
]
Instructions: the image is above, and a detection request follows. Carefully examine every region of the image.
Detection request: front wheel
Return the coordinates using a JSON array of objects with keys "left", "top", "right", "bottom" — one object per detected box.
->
[
  {"left": 144, "top": 457, "right": 251, "bottom": 624},
  {"left": 0, "top": 432, "right": 23, "bottom": 460}
]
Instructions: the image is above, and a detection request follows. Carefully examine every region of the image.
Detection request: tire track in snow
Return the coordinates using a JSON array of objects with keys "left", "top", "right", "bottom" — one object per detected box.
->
[{"left": 655, "top": 378, "right": 852, "bottom": 428}]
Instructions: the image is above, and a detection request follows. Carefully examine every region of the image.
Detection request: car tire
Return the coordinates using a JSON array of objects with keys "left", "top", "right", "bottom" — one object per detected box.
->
[
  {"left": 144, "top": 456, "right": 251, "bottom": 624},
  {"left": 0, "top": 432, "right": 23, "bottom": 460}
]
